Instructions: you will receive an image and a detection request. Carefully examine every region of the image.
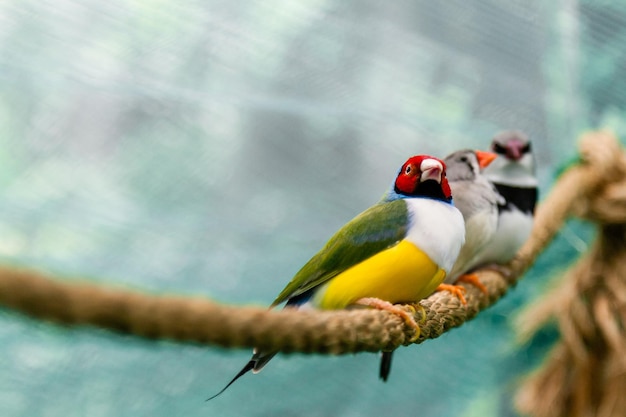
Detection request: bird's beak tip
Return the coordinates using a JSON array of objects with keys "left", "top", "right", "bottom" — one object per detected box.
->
[{"left": 475, "top": 150, "right": 498, "bottom": 169}]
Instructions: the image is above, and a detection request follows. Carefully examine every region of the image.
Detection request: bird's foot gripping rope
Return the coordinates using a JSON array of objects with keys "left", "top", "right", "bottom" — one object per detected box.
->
[
  {"left": 354, "top": 297, "right": 422, "bottom": 342},
  {"left": 455, "top": 273, "right": 489, "bottom": 295},
  {"left": 435, "top": 283, "right": 468, "bottom": 305}
]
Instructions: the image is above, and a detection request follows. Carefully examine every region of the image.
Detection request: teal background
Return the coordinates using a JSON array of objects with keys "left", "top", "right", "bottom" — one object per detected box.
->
[{"left": 0, "top": 1, "right": 623, "bottom": 416}]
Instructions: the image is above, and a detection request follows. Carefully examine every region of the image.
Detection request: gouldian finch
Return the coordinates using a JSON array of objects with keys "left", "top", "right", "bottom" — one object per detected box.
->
[
  {"left": 381, "top": 137, "right": 536, "bottom": 382},
  {"left": 209, "top": 155, "right": 465, "bottom": 399},
  {"left": 379, "top": 149, "right": 498, "bottom": 382}
]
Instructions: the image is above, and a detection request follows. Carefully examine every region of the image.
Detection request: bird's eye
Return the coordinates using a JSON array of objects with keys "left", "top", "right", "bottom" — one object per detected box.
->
[
  {"left": 405, "top": 165, "right": 412, "bottom": 175},
  {"left": 521, "top": 143, "right": 531, "bottom": 153},
  {"left": 460, "top": 156, "right": 468, "bottom": 163},
  {"left": 492, "top": 143, "right": 506, "bottom": 154}
]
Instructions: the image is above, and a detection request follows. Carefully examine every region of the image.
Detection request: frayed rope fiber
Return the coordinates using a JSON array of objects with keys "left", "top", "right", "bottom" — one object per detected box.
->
[{"left": 515, "top": 132, "right": 626, "bottom": 417}]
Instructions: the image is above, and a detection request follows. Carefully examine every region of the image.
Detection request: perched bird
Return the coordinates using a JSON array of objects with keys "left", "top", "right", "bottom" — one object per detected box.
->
[
  {"left": 442, "top": 149, "right": 502, "bottom": 293},
  {"left": 208, "top": 155, "right": 466, "bottom": 399},
  {"left": 436, "top": 132, "right": 537, "bottom": 293},
  {"left": 379, "top": 149, "right": 499, "bottom": 382},
  {"left": 477, "top": 130, "right": 538, "bottom": 272},
  {"left": 381, "top": 134, "right": 537, "bottom": 382}
]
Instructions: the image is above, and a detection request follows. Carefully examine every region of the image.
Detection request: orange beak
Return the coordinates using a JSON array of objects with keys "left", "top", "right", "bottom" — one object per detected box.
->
[{"left": 475, "top": 150, "right": 498, "bottom": 169}]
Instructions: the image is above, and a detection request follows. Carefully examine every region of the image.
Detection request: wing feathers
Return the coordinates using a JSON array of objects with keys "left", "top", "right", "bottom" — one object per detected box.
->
[{"left": 271, "top": 199, "right": 409, "bottom": 307}]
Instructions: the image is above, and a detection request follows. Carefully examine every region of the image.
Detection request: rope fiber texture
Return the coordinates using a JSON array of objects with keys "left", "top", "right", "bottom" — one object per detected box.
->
[
  {"left": 515, "top": 132, "right": 626, "bottom": 417},
  {"left": 0, "top": 131, "right": 621, "bottom": 356}
]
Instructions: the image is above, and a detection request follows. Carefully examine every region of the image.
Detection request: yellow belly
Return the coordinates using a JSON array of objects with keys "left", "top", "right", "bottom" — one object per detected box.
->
[{"left": 313, "top": 240, "right": 446, "bottom": 310}]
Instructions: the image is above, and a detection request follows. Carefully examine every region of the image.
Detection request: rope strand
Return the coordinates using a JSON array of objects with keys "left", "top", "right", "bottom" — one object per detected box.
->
[
  {"left": 514, "top": 131, "right": 626, "bottom": 417},
  {"left": 0, "top": 131, "right": 622, "bottom": 355}
]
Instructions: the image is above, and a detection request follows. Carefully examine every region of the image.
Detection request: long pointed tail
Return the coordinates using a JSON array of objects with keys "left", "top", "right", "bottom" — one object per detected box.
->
[
  {"left": 379, "top": 351, "right": 393, "bottom": 382},
  {"left": 206, "top": 360, "right": 255, "bottom": 401},
  {"left": 207, "top": 349, "right": 278, "bottom": 401}
]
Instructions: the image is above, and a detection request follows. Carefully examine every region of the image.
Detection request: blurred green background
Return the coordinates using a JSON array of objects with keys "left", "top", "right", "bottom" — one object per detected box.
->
[{"left": 0, "top": 1, "right": 624, "bottom": 416}]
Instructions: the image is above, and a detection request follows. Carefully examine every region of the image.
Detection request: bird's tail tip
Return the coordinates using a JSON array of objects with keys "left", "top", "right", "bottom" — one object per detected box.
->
[
  {"left": 379, "top": 351, "right": 393, "bottom": 382},
  {"left": 206, "top": 360, "right": 256, "bottom": 401}
]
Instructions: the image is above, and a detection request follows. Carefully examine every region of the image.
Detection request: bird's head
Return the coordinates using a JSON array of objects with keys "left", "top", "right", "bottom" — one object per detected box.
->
[
  {"left": 491, "top": 131, "right": 532, "bottom": 162},
  {"left": 444, "top": 149, "right": 498, "bottom": 182},
  {"left": 393, "top": 155, "right": 452, "bottom": 202},
  {"left": 484, "top": 130, "right": 537, "bottom": 187}
]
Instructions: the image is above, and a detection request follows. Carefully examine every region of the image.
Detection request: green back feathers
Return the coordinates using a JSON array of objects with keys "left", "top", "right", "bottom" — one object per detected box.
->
[{"left": 271, "top": 199, "right": 409, "bottom": 307}]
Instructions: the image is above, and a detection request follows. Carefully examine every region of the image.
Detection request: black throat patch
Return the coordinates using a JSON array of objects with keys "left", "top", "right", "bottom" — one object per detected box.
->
[
  {"left": 410, "top": 179, "right": 451, "bottom": 203},
  {"left": 494, "top": 183, "right": 537, "bottom": 214}
]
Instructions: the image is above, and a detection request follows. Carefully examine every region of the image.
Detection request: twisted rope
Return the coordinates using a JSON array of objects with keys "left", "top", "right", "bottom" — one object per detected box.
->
[
  {"left": 0, "top": 131, "right": 621, "bottom": 354},
  {"left": 515, "top": 132, "right": 626, "bottom": 417}
]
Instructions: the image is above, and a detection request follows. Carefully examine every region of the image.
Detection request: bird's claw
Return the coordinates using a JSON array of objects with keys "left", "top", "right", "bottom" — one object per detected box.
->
[
  {"left": 355, "top": 297, "right": 421, "bottom": 342},
  {"left": 456, "top": 273, "right": 488, "bottom": 295},
  {"left": 435, "top": 283, "right": 467, "bottom": 305},
  {"left": 406, "top": 303, "right": 427, "bottom": 323}
]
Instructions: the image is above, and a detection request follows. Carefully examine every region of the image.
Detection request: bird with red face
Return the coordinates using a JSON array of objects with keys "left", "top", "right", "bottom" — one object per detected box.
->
[
  {"left": 208, "top": 154, "right": 466, "bottom": 399},
  {"left": 379, "top": 134, "right": 538, "bottom": 383},
  {"left": 378, "top": 148, "right": 499, "bottom": 382}
]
